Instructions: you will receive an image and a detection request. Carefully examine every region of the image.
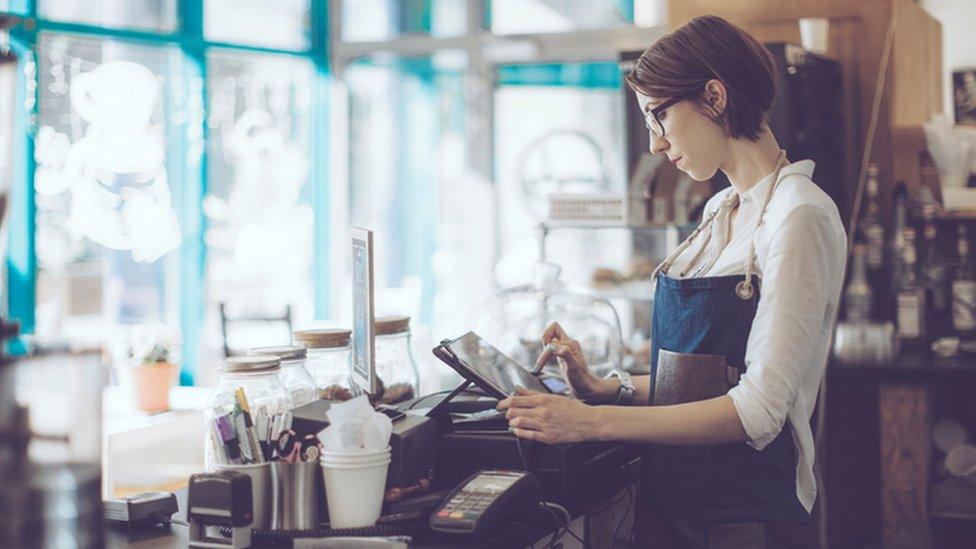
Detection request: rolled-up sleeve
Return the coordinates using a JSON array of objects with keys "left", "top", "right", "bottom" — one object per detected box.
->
[{"left": 728, "top": 204, "right": 844, "bottom": 450}]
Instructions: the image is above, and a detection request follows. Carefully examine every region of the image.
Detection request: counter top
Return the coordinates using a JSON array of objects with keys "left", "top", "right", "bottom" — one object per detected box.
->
[
  {"left": 107, "top": 452, "right": 641, "bottom": 548},
  {"left": 830, "top": 350, "right": 976, "bottom": 380}
]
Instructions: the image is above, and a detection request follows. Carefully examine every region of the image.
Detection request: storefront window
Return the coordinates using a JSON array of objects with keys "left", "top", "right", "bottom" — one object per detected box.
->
[
  {"left": 340, "top": 0, "right": 467, "bottom": 42},
  {"left": 204, "top": 49, "right": 314, "bottom": 357},
  {"left": 490, "top": 0, "right": 632, "bottom": 34},
  {"left": 204, "top": 0, "right": 311, "bottom": 51},
  {"left": 493, "top": 61, "right": 628, "bottom": 288},
  {"left": 33, "top": 33, "right": 185, "bottom": 343},
  {"left": 38, "top": 0, "right": 178, "bottom": 32}
]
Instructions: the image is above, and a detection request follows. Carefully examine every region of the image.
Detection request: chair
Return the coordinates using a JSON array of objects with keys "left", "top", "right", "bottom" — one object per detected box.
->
[{"left": 218, "top": 302, "right": 293, "bottom": 358}]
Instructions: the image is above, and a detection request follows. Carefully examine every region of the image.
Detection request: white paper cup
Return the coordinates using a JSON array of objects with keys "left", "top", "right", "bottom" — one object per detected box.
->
[
  {"left": 799, "top": 17, "right": 829, "bottom": 55},
  {"left": 216, "top": 462, "right": 271, "bottom": 528},
  {"left": 321, "top": 455, "right": 391, "bottom": 528},
  {"left": 322, "top": 447, "right": 391, "bottom": 465}
]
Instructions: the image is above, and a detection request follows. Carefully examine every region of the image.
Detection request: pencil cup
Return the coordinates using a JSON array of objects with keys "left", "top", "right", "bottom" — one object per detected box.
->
[
  {"left": 321, "top": 447, "right": 391, "bottom": 528},
  {"left": 270, "top": 461, "right": 322, "bottom": 530},
  {"left": 216, "top": 462, "right": 271, "bottom": 528}
]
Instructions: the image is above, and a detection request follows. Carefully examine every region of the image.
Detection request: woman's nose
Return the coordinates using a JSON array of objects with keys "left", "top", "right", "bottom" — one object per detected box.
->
[{"left": 649, "top": 132, "right": 669, "bottom": 155}]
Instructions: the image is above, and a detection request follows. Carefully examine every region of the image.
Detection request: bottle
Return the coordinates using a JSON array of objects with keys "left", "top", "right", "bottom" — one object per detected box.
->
[
  {"left": 844, "top": 241, "right": 874, "bottom": 322},
  {"left": 896, "top": 227, "right": 926, "bottom": 345},
  {"left": 862, "top": 164, "right": 886, "bottom": 271},
  {"left": 920, "top": 216, "right": 949, "bottom": 336},
  {"left": 952, "top": 225, "right": 976, "bottom": 338},
  {"left": 886, "top": 181, "right": 909, "bottom": 316}
]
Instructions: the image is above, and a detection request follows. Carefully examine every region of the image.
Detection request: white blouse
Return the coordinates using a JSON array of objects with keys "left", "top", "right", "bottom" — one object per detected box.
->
[{"left": 665, "top": 159, "right": 848, "bottom": 513}]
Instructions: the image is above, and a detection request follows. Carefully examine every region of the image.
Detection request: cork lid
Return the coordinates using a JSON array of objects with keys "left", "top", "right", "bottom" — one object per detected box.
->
[
  {"left": 293, "top": 328, "right": 352, "bottom": 349},
  {"left": 248, "top": 345, "right": 307, "bottom": 360},
  {"left": 375, "top": 315, "right": 411, "bottom": 336},
  {"left": 220, "top": 355, "right": 281, "bottom": 373}
]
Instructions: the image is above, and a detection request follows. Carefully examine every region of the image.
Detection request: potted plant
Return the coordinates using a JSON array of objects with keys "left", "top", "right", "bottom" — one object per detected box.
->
[{"left": 131, "top": 340, "right": 179, "bottom": 413}]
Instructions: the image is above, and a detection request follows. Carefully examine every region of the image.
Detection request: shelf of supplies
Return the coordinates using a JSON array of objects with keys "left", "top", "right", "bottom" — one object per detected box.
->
[
  {"left": 829, "top": 350, "right": 976, "bottom": 380},
  {"left": 931, "top": 478, "right": 976, "bottom": 521},
  {"left": 936, "top": 210, "right": 976, "bottom": 221}
]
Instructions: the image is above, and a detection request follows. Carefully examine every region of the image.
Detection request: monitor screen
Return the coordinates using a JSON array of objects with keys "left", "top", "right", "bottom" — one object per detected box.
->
[
  {"left": 445, "top": 332, "right": 551, "bottom": 397},
  {"left": 351, "top": 227, "right": 376, "bottom": 395}
]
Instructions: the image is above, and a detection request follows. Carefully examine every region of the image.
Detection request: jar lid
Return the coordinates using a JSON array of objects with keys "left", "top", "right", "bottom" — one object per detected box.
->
[
  {"left": 375, "top": 315, "right": 411, "bottom": 336},
  {"left": 220, "top": 355, "right": 281, "bottom": 373},
  {"left": 293, "top": 328, "right": 351, "bottom": 349},
  {"left": 248, "top": 345, "right": 307, "bottom": 360}
]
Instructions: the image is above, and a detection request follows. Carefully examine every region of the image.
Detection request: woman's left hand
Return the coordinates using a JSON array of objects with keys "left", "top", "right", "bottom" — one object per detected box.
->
[{"left": 497, "top": 387, "right": 602, "bottom": 444}]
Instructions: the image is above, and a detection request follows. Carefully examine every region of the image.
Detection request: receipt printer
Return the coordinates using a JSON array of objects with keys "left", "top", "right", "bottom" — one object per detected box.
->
[{"left": 291, "top": 400, "right": 437, "bottom": 487}]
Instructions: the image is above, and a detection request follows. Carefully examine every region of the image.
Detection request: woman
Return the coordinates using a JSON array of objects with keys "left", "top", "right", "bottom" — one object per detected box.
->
[{"left": 498, "top": 15, "right": 847, "bottom": 548}]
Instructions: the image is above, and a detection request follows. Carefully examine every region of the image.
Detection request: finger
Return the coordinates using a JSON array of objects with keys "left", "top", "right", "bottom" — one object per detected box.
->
[
  {"left": 509, "top": 426, "right": 543, "bottom": 442},
  {"left": 533, "top": 344, "right": 557, "bottom": 373},
  {"left": 542, "top": 321, "right": 568, "bottom": 344},
  {"left": 509, "top": 416, "right": 545, "bottom": 431},
  {"left": 552, "top": 344, "right": 584, "bottom": 368},
  {"left": 506, "top": 394, "right": 545, "bottom": 408},
  {"left": 497, "top": 397, "right": 511, "bottom": 410},
  {"left": 505, "top": 406, "right": 543, "bottom": 420}
]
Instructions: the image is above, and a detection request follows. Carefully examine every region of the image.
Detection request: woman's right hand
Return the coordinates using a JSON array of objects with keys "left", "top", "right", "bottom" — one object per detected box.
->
[{"left": 534, "top": 322, "right": 619, "bottom": 404}]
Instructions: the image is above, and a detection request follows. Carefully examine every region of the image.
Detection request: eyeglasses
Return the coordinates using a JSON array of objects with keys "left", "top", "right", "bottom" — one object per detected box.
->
[{"left": 643, "top": 88, "right": 703, "bottom": 138}]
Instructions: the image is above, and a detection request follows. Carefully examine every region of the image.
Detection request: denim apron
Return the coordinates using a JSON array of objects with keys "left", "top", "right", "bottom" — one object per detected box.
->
[{"left": 639, "top": 152, "right": 811, "bottom": 546}]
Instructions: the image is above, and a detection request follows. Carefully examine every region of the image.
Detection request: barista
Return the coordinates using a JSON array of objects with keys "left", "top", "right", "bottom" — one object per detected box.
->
[{"left": 498, "top": 15, "right": 846, "bottom": 548}]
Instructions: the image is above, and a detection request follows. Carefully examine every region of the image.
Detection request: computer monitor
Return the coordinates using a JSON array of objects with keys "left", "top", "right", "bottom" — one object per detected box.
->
[{"left": 351, "top": 227, "right": 377, "bottom": 395}]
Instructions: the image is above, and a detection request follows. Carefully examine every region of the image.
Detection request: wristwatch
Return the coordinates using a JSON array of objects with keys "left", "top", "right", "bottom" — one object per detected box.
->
[{"left": 605, "top": 370, "right": 635, "bottom": 405}]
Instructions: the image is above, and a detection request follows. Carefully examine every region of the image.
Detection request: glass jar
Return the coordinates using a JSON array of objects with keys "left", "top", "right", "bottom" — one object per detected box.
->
[
  {"left": 205, "top": 356, "right": 291, "bottom": 471},
  {"left": 374, "top": 316, "right": 421, "bottom": 404},
  {"left": 293, "top": 328, "right": 353, "bottom": 401},
  {"left": 475, "top": 262, "right": 623, "bottom": 376},
  {"left": 248, "top": 345, "right": 319, "bottom": 408}
]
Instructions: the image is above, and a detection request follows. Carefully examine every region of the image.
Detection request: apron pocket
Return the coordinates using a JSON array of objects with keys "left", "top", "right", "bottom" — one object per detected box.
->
[{"left": 654, "top": 348, "right": 737, "bottom": 406}]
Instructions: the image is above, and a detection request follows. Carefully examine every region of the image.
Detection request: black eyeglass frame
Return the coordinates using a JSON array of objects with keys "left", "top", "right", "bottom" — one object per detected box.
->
[{"left": 644, "top": 88, "right": 705, "bottom": 138}]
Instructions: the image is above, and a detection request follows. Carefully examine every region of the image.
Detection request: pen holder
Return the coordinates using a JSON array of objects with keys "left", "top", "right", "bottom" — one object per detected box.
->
[
  {"left": 270, "top": 461, "right": 322, "bottom": 530},
  {"left": 216, "top": 462, "right": 271, "bottom": 529}
]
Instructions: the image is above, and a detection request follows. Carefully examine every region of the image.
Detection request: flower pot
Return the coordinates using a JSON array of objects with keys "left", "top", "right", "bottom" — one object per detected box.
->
[{"left": 133, "top": 361, "right": 178, "bottom": 412}]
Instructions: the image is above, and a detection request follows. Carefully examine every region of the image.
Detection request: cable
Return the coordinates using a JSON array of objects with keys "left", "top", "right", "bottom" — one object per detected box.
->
[
  {"left": 515, "top": 434, "right": 530, "bottom": 470},
  {"left": 542, "top": 500, "right": 587, "bottom": 547},
  {"left": 612, "top": 485, "right": 633, "bottom": 548}
]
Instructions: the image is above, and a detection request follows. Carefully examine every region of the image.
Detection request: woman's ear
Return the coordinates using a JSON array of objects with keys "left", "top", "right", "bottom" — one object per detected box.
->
[{"left": 703, "top": 79, "right": 728, "bottom": 115}]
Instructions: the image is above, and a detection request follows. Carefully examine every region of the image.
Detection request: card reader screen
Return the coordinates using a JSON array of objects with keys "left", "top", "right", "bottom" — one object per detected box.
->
[{"left": 447, "top": 332, "right": 551, "bottom": 397}]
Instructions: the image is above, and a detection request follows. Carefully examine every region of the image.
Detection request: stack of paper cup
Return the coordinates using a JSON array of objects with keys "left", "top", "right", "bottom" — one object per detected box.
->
[{"left": 321, "top": 447, "right": 391, "bottom": 528}]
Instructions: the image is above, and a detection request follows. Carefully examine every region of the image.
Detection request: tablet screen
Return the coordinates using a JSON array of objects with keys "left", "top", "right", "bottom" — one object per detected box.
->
[{"left": 446, "top": 332, "right": 551, "bottom": 396}]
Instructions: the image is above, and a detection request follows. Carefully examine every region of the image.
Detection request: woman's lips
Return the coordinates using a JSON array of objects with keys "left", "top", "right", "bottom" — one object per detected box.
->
[{"left": 671, "top": 156, "right": 682, "bottom": 166}]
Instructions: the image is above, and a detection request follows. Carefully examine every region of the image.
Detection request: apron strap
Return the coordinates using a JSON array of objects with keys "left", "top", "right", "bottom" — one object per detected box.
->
[{"left": 654, "top": 150, "right": 790, "bottom": 301}]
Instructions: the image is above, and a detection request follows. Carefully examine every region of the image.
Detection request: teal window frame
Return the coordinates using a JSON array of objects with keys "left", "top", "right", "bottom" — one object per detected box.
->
[{"left": 2, "top": 0, "right": 333, "bottom": 385}]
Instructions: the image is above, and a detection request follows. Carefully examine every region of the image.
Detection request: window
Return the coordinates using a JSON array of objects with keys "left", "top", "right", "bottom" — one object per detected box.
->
[
  {"left": 204, "top": 50, "right": 315, "bottom": 362},
  {"left": 204, "top": 0, "right": 311, "bottom": 51},
  {"left": 6, "top": 1, "right": 329, "bottom": 383},
  {"left": 38, "top": 0, "right": 178, "bottom": 32},
  {"left": 494, "top": 62, "right": 628, "bottom": 288},
  {"left": 33, "top": 34, "right": 184, "bottom": 347},
  {"left": 340, "top": 0, "right": 467, "bottom": 42}
]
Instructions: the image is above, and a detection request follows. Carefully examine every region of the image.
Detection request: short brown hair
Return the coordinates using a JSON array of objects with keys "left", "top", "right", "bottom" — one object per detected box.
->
[{"left": 626, "top": 15, "right": 776, "bottom": 141}]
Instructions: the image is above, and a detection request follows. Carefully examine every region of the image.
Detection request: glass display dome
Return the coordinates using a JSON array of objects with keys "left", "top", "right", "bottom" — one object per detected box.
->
[{"left": 475, "top": 263, "right": 624, "bottom": 377}]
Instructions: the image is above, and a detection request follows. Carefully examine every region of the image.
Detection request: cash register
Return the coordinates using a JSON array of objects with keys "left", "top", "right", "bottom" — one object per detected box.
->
[{"left": 426, "top": 331, "right": 641, "bottom": 495}]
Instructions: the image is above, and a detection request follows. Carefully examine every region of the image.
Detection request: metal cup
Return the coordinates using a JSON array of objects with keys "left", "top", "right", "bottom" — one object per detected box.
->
[{"left": 270, "top": 461, "right": 322, "bottom": 530}]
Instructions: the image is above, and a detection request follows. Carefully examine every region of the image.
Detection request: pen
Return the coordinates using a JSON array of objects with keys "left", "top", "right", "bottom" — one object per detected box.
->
[
  {"left": 236, "top": 388, "right": 266, "bottom": 464},
  {"left": 214, "top": 413, "right": 244, "bottom": 465}
]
